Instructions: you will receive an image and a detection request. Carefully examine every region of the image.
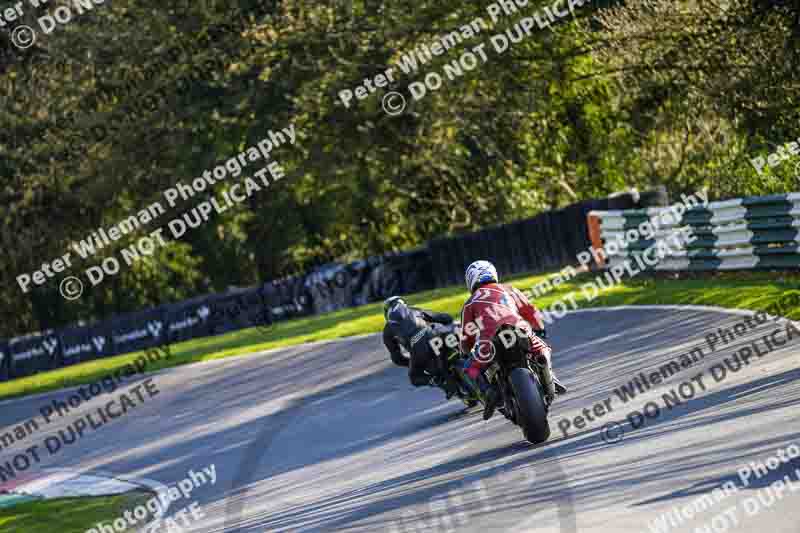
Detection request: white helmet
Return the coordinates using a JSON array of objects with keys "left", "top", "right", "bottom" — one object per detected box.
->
[
  {"left": 383, "top": 296, "right": 405, "bottom": 319},
  {"left": 465, "top": 260, "right": 499, "bottom": 292}
]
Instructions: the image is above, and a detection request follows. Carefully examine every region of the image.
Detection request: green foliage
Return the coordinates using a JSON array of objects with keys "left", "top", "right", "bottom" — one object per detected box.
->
[
  {"left": 0, "top": 492, "right": 152, "bottom": 533},
  {"left": 1, "top": 0, "right": 799, "bottom": 337}
]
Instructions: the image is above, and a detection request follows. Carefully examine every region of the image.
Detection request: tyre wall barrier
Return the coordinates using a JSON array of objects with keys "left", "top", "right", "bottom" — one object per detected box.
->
[{"left": 591, "top": 192, "right": 800, "bottom": 271}]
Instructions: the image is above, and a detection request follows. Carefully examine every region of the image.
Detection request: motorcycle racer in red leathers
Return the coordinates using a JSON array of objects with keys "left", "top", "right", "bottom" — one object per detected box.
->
[{"left": 459, "top": 260, "right": 567, "bottom": 420}]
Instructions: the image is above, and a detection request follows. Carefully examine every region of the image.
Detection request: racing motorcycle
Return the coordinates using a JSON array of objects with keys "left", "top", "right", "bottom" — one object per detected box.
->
[
  {"left": 395, "top": 323, "right": 552, "bottom": 444},
  {"left": 444, "top": 324, "right": 552, "bottom": 444}
]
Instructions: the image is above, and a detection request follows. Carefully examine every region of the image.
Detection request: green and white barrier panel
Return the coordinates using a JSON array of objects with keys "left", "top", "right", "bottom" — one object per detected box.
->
[{"left": 590, "top": 193, "right": 800, "bottom": 271}]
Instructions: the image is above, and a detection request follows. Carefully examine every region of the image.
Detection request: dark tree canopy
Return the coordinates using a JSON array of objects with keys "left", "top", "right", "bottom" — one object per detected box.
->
[{"left": 1, "top": 0, "right": 798, "bottom": 336}]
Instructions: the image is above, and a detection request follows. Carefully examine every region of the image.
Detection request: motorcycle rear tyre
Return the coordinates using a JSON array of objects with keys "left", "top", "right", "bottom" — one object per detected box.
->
[{"left": 509, "top": 368, "right": 551, "bottom": 444}]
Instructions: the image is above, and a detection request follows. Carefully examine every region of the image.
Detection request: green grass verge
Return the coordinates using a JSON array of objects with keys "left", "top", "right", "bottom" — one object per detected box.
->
[
  {"left": 0, "top": 491, "right": 151, "bottom": 533},
  {"left": 2, "top": 270, "right": 798, "bottom": 401}
]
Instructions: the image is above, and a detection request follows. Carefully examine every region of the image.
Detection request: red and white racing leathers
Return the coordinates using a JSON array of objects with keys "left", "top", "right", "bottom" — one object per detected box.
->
[{"left": 459, "top": 282, "right": 550, "bottom": 378}]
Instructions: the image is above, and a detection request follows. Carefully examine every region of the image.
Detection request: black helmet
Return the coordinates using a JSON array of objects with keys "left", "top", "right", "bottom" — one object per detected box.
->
[{"left": 383, "top": 296, "right": 405, "bottom": 319}]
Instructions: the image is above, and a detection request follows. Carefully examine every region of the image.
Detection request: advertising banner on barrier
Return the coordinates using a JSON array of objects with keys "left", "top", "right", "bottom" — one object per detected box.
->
[
  {"left": 87, "top": 327, "right": 110, "bottom": 362},
  {"left": 107, "top": 308, "right": 167, "bottom": 356},
  {"left": 207, "top": 288, "right": 270, "bottom": 336},
  {"left": 165, "top": 298, "right": 214, "bottom": 344},
  {"left": 268, "top": 277, "right": 312, "bottom": 322},
  {"left": 58, "top": 325, "right": 105, "bottom": 366},
  {"left": 8, "top": 333, "right": 61, "bottom": 378}
]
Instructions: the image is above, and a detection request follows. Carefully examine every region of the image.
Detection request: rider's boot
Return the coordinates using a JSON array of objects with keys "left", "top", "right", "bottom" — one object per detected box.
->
[
  {"left": 537, "top": 360, "right": 557, "bottom": 402},
  {"left": 553, "top": 373, "right": 568, "bottom": 395},
  {"left": 430, "top": 373, "right": 459, "bottom": 399},
  {"left": 537, "top": 353, "right": 568, "bottom": 396},
  {"left": 482, "top": 381, "right": 499, "bottom": 420},
  {"left": 433, "top": 354, "right": 459, "bottom": 399},
  {"left": 469, "top": 372, "right": 499, "bottom": 420},
  {"left": 442, "top": 374, "right": 460, "bottom": 399},
  {"left": 463, "top": 358, "right": 500, "bottom": 419}
]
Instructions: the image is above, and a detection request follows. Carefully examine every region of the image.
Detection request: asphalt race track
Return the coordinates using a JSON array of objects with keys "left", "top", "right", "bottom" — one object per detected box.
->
[{"left": 1, "top": 307, "right": 799, "bottom": 532}]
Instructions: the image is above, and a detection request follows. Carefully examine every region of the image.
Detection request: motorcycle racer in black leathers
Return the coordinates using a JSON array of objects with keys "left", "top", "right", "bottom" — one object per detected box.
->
[{"left": 382, "top": 296, "right": 459, "bottom": 396}]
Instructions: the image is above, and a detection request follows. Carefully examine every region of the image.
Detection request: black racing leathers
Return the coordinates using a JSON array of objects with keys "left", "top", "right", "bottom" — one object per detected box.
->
[{"left": 383, "top": 303, "right": 454, "bottom": 387}]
